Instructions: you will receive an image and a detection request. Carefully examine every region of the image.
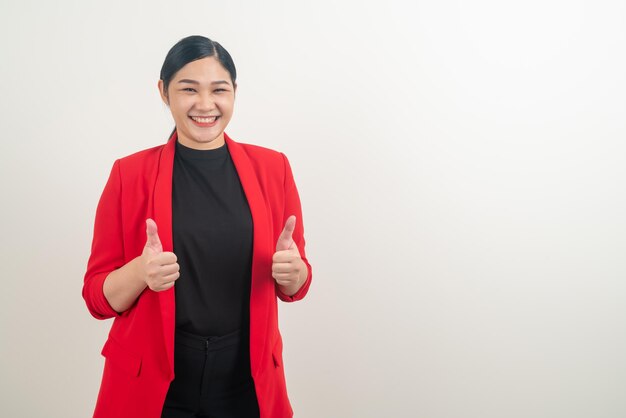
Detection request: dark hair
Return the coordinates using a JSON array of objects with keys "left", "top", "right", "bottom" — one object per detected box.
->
[{"left": 160, "top": 35, "right": 237, "bottom": 96}]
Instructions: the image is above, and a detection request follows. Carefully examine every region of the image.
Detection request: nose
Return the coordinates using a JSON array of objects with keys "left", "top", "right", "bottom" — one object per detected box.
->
[{"left": 196, "top": 91, "right": 215, "bottom": 111}]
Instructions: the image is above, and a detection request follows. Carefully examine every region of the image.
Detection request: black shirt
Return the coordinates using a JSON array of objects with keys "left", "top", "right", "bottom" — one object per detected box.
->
[{"left": 172, "top": 140, "right": 253, "bottom": 337}]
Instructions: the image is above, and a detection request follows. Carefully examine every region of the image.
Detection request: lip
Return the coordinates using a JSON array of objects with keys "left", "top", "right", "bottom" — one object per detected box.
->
[{"left": 189, "top": 115, "right": 220, "bottom": 128}]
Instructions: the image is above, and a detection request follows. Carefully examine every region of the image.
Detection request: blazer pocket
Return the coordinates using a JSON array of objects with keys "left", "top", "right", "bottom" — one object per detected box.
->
[
  {"left": 101, "top": 336, "right": 142, "bottom": 377},
  {"left": 271, "top": 335, "right": 283, "bottom": 369}
]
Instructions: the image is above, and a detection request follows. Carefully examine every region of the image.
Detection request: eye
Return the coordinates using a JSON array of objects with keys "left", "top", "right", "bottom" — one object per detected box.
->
[
  {"left": 181, "top": 87, "right": 196, "bottom": 92},
  {"left": 214, "top": 88, "right": 228, "bottom": 93}
]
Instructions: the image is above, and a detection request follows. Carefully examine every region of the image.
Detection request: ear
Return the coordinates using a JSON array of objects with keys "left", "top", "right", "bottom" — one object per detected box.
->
[
  {"left": 233, "top": 82, "right": 237, "bottom": 98},
  {"left": 157, "top": 79, "right": 169, "bottom": 106}
]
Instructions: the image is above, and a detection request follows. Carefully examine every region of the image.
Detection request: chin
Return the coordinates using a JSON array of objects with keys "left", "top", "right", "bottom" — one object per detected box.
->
[
  {"left": 200, "top": 135, "right": 222, "bottom": 143},
  {"left": 194, "top": 134, "right": 225, "bottom": 147}
]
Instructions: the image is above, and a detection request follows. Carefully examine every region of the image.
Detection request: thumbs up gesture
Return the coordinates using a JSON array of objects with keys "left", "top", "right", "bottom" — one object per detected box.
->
[
  {"left": 140, "top": 219, "right": 180, "bottom": 292},
  {"left": 272, "top": 215, "right": 307, "bottom": 295}
]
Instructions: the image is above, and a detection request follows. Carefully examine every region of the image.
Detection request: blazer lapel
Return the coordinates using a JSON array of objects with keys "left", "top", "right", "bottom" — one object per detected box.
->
[
  {"left": 153, "top": 131, "right": 177, "bottom": 379},
  {"left": 225, "top": 133, "right": 273, "bottom": 376}
]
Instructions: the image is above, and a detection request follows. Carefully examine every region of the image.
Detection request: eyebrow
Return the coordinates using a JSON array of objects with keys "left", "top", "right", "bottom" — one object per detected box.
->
[{"left": 177, "top": 79, "right": 231, "bottom": 86}]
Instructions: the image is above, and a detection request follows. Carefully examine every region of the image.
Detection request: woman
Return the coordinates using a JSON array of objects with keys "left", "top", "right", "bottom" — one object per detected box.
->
[{"left": 82, "top": 35, "right": 312, "bottom": 418}]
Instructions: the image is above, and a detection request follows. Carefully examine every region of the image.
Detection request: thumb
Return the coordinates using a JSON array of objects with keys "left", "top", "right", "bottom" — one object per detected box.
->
[
  {"left": 145, "top": 218, "right": 163, "bottom": 253},
  {"left": 276, "top": 215, "right": 296, "bottom": 251}
]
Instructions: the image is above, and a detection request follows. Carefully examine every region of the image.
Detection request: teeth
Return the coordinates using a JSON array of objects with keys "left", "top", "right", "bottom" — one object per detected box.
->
[{"left": 191, "top": 116, "right": 217, "bottom": 123}]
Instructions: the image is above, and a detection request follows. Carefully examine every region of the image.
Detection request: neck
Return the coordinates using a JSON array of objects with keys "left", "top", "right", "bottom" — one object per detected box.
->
[{"left": 176, "top": 132, "right": 225, "bottom": 150}]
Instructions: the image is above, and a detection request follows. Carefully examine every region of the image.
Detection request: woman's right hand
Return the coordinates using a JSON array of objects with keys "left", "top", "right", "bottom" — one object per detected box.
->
[{"left": 139, "top": 219, "right": 180, "bottom": 292}]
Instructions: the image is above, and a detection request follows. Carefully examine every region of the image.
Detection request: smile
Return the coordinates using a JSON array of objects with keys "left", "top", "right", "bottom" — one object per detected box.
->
[
  {"left": 189, "top": 115, "right": 220, "bottom": 127},
  {"left": 190, "top": 116, "right": 218, "bottom": 123}
]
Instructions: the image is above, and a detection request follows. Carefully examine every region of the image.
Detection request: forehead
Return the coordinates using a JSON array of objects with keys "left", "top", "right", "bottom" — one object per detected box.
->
[{"left": 173, "top": 56, "right": 231, "bottom": 83}]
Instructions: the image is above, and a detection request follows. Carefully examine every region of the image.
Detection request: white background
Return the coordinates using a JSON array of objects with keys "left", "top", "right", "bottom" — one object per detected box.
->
[{"left": 1, "top": 1, "right": 625, "bottom": 417}]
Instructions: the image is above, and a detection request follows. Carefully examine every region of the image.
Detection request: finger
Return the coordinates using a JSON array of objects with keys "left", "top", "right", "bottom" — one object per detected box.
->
[
  {"left": 145, "top": 219, "right": 163, "bottom": 253},
  {"left": 162, "top": 271, "right": 180, "bottom": 283},
  {"left": 152, "top": 272, "right": 179, "bottom": 290},
  {"left": 276, "top": 215, "right": 296, "bottom": 251},
  {"left": 156, "top": 280, "right": 176, "bottom": 292},
  {"left": 272, "top": 272, "right": 294, "bottom": 281},
  {"left": 272, "top": 263, "right": 294, "bottom": 274},
  {"left": 155, "top": 251, "right": 178, "bottom": 265},
  {"left": 159, "top": 263, "right": 180, "bottom": 276},
  {"left": 273, "top": 249, "right": 299, "bottom": 263}
]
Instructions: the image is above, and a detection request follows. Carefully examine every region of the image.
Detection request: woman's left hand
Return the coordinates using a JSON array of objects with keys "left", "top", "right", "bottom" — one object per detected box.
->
[{"left": 272, "top": 215, "right": 307, "bottom": 296}]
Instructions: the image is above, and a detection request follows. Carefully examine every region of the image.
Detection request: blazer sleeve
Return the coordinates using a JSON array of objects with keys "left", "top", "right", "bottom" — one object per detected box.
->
[
  {"left": 82, "top": 160, "right": 125, "bottom": 320},
  {"left": 276, "top": 153, "right": 313, "bottom": 302}
]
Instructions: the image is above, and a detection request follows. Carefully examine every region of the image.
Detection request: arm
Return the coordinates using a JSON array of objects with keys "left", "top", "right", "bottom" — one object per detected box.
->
[
  {"left": 101, "top": 219, "right": 179, "bottom": 313},
  {"left": 82, "top": 160, "right": 127, "bottom": 319},
  {"left": 101, "top": 257, "right": 147, "bottom": 314},
  {"left": 83, "top": 162, "right": 179, "bottom": 319},
  {"left": 103, "top": 218, "right": 179, "bottom": 312}
]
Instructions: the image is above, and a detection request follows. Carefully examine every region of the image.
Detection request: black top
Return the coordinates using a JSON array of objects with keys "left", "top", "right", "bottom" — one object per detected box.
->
[{"left": 172, "top": 140, "right": 253, "bottom": 337}]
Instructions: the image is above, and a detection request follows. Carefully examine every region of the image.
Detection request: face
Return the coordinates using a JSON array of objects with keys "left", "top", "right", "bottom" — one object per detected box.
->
[{"left": 158, "top": 56, "right": 236, "bottom": 150}]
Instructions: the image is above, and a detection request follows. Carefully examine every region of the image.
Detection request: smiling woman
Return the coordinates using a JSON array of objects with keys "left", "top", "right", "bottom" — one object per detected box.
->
[
  {"left": 82, "top": 36, "right": 312, "bottom": 418},
  {"left": 157, "top": 41, "right": 237, "bottom": 150}
]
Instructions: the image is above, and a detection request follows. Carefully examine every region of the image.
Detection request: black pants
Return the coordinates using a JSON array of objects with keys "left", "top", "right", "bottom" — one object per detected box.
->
[{"left": 161, "top": 328, "right": 260, "bottom": 418}]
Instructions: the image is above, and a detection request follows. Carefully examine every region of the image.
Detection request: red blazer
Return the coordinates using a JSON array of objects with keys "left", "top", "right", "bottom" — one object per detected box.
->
[{"left": 83, "top": 132, "right": 312, "bottom": 418}]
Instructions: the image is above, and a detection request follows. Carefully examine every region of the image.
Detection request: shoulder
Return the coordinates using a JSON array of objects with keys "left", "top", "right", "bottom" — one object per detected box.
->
[
  {"left": 235, "top": 140, "right": 285, "bottom": 162},
  {"left": 228, "top": 137, "right": 290, "bottom": 176},
  {"left": 118, "top": 144, "right": 165, "bottom": 165},
  {"left": 113, "top": 143, "right": 167, "bottom": 178}
]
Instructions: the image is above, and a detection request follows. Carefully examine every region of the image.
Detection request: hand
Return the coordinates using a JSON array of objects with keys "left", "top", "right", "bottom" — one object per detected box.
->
[
  {"left": 139, "top": 219, "right": 180, "bottom": 292},
  {"left": 272, "top": 215, "right": 306, "bottom": 293}
]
